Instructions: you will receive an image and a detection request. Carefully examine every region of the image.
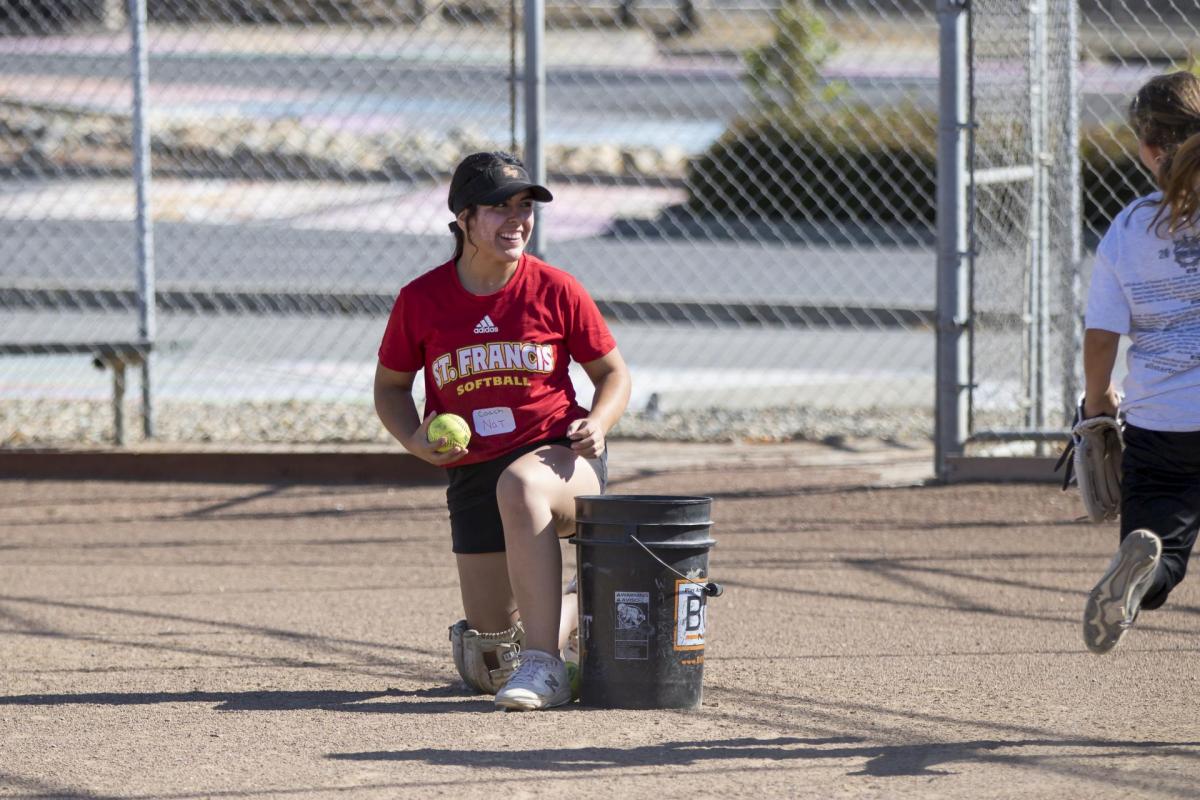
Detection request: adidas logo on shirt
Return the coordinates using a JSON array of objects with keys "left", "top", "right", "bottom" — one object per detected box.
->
[{"left": 473, "top": 315, "right": 499, "bottom": 334}]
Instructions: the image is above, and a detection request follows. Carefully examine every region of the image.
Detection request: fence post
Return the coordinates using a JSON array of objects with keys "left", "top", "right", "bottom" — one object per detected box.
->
[
  {"left": 935, "top": 0, "right": 971, "bottom": 480},
  {"left": 523, "top": 0, "right": 546, "bottom": 259},
  {"left": 128, "top": 0, "right": 156, "bottom": 439},
  {"left": 1028, "top": 0, "right": 1051, "bottom": 447},
  {"left": 1063, "top": 0, "right": 1083, "bottom": 423}
]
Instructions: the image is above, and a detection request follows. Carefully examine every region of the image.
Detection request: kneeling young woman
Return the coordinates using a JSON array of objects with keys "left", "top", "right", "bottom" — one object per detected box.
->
[{"left": 374, "top": 151, "right": 631, "bottom": 709}]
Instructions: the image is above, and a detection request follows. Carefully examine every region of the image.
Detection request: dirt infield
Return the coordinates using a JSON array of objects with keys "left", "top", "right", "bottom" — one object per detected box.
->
[{"left": 1, "top": 440, "right": 1197, "bottom": 799}]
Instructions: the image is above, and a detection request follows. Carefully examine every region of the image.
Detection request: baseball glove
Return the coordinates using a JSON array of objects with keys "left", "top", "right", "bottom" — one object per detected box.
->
[
  {"left": 449, "top": 619, "right": 524, "bottom": 694},
  {"left": 1055, "top": 400, "right": 1123, "bottom": 523}
]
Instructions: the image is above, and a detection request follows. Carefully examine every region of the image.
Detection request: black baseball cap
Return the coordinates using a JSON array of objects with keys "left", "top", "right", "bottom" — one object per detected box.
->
[{"left": 448, "top": 152, "right": 553, "bottom": 215}]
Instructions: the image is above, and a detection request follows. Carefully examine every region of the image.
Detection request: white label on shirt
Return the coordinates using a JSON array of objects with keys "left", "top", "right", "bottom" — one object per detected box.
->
[{"left": 473, "top": 407, "right": 516, "bottom": 436}]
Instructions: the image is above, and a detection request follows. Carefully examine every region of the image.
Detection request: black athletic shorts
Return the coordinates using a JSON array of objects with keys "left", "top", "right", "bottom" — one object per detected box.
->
[
  {"left": 1119, "top": 424, "right": 1200, "bottom": 609},
  {"left": 445, "top": 437, "right": 608, "bottom": 555}
]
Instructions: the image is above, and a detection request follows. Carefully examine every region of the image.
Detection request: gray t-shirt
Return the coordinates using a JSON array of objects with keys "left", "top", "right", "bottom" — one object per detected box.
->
[{"left": 1086, "top": 192, "right": 1200, "bottom": 431}]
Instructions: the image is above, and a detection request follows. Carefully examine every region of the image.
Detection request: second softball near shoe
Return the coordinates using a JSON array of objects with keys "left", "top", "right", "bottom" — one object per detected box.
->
[
  {"left": 494, "top": 649, "right": 572, "bottom": 711},
  {"left": 1083, "top": 528, "right": 1162, "bottom": 654}
]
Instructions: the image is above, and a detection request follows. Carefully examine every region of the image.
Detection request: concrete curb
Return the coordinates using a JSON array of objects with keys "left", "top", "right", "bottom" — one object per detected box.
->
[
  {"left": 0, "top": 442, "right": 1057, "bottom": 486},
  {"left": 10, "top": 440, "right": 1054, "bottom": 487},
  {"left": 0, "top": 439, "right": 931, "bottom": 486},
  {"left": 943, "top": 455, "right": 1061, "bottom": 484},
  {"left": 0, "top": 448, "right": 447, "bottom": 485}
]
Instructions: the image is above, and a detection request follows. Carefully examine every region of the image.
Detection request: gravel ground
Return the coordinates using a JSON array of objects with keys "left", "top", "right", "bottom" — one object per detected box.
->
[{"left": 1, "top": 443, "right": 1197, "bottom": 798}]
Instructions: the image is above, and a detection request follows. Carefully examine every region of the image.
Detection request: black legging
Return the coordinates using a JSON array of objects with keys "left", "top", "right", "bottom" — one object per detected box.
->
[{"left": 1120, "top": 424, "right": 1200, "bottom": 610}]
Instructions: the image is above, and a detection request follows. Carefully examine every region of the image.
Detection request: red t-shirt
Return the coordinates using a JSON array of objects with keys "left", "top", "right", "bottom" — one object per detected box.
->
[{"left": 378, "top": 254, "right": 616, "bottom": 467}]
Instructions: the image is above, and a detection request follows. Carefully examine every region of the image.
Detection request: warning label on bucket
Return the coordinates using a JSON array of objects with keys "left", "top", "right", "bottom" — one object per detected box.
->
[
  {"left": 674, "top": 580, "right": 706, "bottom": 651},
  {"left": 614, "top": 591, "right": 650, "bottom": 660}
]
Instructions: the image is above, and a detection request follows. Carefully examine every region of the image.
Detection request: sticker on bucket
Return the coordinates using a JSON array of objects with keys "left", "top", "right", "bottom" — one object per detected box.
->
[
  {"left": 674, "top": 580, "right": 706, "bottom": 651},
  {"left": 614, "top": 591, "right": 650, "bottom": 660}
]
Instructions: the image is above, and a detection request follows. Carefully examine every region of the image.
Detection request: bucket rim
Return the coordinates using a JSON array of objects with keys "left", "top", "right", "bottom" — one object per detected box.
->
[
  {"left": 576, "top": 494, "right": 712, "bottom": 504},
  {"left": 568, "top": 536, "right": 716, "bottom": 549}
]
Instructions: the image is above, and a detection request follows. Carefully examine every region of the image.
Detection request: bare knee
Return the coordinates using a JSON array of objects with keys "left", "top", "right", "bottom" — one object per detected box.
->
[
  {"left": 496, "top": 465, "right": 542, "bottom": 516},
  {"left": 496, "top": 448, "right": 590, "bottom": 536}
]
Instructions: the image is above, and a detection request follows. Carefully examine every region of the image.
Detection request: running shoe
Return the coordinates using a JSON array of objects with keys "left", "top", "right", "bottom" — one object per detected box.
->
[
  {"left": 494, "top": 649, "right": 572, "bottom": 711},
  {"left": 1083, "top": 529, "right": 1162, "bottom": 654}
]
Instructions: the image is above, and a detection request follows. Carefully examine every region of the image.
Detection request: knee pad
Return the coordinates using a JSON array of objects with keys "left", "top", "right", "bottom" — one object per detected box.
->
[{"left": 448, "top": 618, "right": 525, "bottom": 694}]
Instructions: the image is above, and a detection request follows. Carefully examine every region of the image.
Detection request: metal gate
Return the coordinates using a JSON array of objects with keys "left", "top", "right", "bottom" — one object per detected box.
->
[{"left": 935, "top": 0, "right": 1081, "bottom": 481}]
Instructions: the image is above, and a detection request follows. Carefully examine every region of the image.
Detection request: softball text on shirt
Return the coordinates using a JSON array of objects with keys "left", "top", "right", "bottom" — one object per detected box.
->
[
  {"left": 377, "top": 254, "right": 616, "bottom": 466},
  {"left": 429, "top": 340, "right": 554, "bottom": 396}
]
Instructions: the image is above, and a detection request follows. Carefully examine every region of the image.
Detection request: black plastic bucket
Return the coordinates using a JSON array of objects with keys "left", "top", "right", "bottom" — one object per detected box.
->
[{"left": 569, "top": 494, "right": 719, "bottom": 710}]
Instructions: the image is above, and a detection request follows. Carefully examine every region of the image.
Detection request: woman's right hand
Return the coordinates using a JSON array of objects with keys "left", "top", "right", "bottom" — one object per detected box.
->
[
  {"left": 406, "top": 412, "right": 470, "bottom": 466},
  {"left": 1083, "top": 385, "right": 1120, "bottom": 419}
]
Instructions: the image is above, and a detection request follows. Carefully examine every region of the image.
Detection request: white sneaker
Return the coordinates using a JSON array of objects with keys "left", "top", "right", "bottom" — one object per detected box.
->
[
  {"left": 494, "top": 649, "right": 572, "bottom": 711},
  {"left": 1083, "top": 529, "right": 1162, "bottom": 654}
]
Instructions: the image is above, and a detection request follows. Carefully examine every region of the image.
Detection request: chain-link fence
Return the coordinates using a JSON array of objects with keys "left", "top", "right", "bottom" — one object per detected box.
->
[
  {"left": 960, "top": 0, "right": 1079, "bottom": 453},
  {"left": 945, "top": 0, "right": 1199, "bottom": 472},
  {"left": 0, "top": 0, "right": 944, "bottom": 448},
  {"left": 0, "top": 1, "right": 1189, "bottom": 451}
]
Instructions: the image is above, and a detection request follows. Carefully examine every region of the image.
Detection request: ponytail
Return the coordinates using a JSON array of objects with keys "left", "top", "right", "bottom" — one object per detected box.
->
[
  {"left": 1153, "top": 130, "right": 1200, "bottom": 235},
  {"left": 450, "top": 221, "right": 465, "bottom": 261},
  {"left": 449, "top": 208, "right": 477, "bottom": 262},
  {"left": 1130, "top": 71, "right": 1200, "bottom": 235}
]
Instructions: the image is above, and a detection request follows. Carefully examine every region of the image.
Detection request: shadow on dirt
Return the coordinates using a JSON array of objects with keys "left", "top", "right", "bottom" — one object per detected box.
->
[
  {"left": 1, "top": 484, "right": 447, "bottom": 530},
  {"left": 0, "top": 594, "right": 451, "bottom": 684},
  {"left": 0, "top": 504, "right": 447, "bottom": 529},
  {"left": 0, "top": 533, "right": 426, "bottom": 550},
  {"left": 328, "top": 735, "right": 1200, "bottom": 777},
  {"left": 0, "top": 484, "right": 426, "bottom": 513},
  {"left": 711, "top": 569, "right": 1200, "bottom": 639},
  {"left": 0, "top": 687, "right": 493, "bottom": 714}
]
